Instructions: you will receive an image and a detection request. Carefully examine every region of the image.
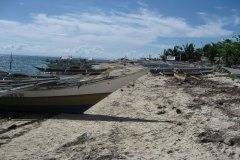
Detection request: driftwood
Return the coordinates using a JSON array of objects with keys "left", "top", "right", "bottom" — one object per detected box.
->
[
  {"left": 174, "top": 71, "right": 202, "bottom": 82},
  {"left": 159, "top": 72, "right": 164, "bottom": 76},
  {"left": 174, "top": 72, "right": 187, "bottom": 81},
  {"left": 190, "top": 75, "right": 201, "bottom": 81}
]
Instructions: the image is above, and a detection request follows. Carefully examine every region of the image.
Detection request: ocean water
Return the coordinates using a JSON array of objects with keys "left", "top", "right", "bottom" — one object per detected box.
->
[{"left": 0, "top": 54, "right": 56, "bottom": 75}]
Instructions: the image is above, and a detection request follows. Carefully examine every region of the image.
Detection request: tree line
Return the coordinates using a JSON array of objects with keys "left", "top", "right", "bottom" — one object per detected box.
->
[{"left": 161, "top": 35, "right": 240, "bottom": 66}]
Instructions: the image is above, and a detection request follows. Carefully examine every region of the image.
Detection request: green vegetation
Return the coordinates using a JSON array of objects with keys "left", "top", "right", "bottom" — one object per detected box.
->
[{"left": 161, "top": 35, "right": 240, "bottom": 66}]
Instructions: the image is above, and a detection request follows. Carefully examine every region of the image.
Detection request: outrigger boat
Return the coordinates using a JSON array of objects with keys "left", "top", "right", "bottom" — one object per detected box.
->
[
  {"left": 34, "top": 57, "right": 107, "bottom": 75},
  {"left": 0, "top": 70, "right": 147, "bottom": 113},
  {"left": 33, "top": 66, "right": 107, "bottom": 75}
]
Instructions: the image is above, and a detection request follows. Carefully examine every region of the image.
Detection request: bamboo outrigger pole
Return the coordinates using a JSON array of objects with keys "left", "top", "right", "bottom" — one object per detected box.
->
[{"left": 9, "top": 52, "right": 13, "bottom": 72}]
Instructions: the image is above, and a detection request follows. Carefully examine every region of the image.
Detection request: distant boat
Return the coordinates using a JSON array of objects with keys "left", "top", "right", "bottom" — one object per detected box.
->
[
  {"left": 33, "top": 66, "right": 107, "bottom": 75},
  {"left": 0, "top": 69, "right": 147, "bottom": 113},
  {"left": 33, "top": 57, "right": 107, "bottom": 75}
]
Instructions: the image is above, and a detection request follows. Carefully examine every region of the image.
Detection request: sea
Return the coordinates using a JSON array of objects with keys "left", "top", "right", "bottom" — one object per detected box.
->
[{"left": 0, "top": 54, "right": 55, "bottom": 75}]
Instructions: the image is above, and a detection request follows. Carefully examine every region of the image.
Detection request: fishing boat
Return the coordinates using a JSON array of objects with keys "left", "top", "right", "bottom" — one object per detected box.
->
[
  {"left": 0, "top": 69, "right": 147, "bottom": 113},
  {"left": 34, "top": 57, "right": 107, "bottom": 75},
  {"left": 33, "top": 66, "right": 107, "bottom": 75}
]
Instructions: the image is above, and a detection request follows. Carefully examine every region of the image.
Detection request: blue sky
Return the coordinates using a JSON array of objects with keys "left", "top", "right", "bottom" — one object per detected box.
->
[{"left": 0, "top": 0, "right": 239, "bottom": 58}]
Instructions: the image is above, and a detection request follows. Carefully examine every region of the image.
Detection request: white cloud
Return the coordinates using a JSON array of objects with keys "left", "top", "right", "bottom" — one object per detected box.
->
[
  {"left": 215, "top": 6, "right": 224, "bottom": 10},
  {"left": 149, "top": 44, "right": 174, "bottom": 49},
  {"left": 0, "top": 8, "right": 233, "bottom": 58},
  {"left": 63, "top": 45, "right": 107, "bottom": 57},
  {"left": 137, "top": 1, "right": 148, "bottom": 8},
  {"left": 234, "top": 16, "right": 240, "bottom": 25}
]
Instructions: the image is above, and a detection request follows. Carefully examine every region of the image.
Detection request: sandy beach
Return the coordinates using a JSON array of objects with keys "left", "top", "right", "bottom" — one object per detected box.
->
[{"left": 0, "top": 64, "right": 240, "bottom": 160}]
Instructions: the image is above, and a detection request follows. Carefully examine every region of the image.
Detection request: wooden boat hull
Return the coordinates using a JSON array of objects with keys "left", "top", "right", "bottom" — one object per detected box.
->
[
  {"left": 0, "top": 93, "right": 110, "bottom": 113},
  {"left": 0, "top": 70, "right": 147, "bottom": 113}
]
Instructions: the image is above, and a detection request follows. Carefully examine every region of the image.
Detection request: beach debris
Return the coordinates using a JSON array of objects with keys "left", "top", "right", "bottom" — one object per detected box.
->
[
  {"left": 167, "top": 150, "right": 173, "bottom": 154},
  {"left": 127, "top": 83, "right": 135, "bottom": 88},
  {"left": 111, "top": 101, "right": 120, "bottom": 106},
  {"left": 187, "top": 105, "right": 201, "bottom": 110},
  {"left": 198, "top": 130, "right": 240, "bottom": 147},
  {"left": 183, "top": 113, "right": 193, "bottom": 119},
  {"left": 156, "top": 110, "right": 166, "bottom": 115},
  {"left": 224, "top": 136, "right": 240, "bottom": 146},
  {"left": 157, "top": 105, "right": 166, "bottom": 109},
  {"left": 218, "top": 101, "right": 224, "bottom": 105},
  {"left": 190, "top": 75, "right": 201, "bottom": 81},
  {"left": 0, "top": 119, "right": 41, "bottom": 135},
  {"left": 61, "top": 133, "right": 92, "bottom": 148},
  {"left": 174, "top": 72, "right": 187, "bottom": 81},
  {"left": 176, "top": 122, "right": 182, "bottom": 126},
  {"left": 176, "top": 109, "right": 182, "bottom": 114},
  {"left": 83, "top": 152, "right": 91, "bottom": 159},
  {"left": 197, "top": 130, "right": 224, "bottom": 143},
  {"left": 96, "top": 154, "right": 115, "bottom": 160},
  {"left": 192, "top": 98, "right": 205, "bottom": 105},
  {"left": 129, "top": 82, "right": 135, "bottom": 87}
]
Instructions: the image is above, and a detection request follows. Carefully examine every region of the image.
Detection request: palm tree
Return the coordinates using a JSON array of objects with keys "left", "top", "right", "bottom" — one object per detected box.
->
[
  {"left": 172, "top": 45, "right": 183, "bottom": 61},
  {"left": 182, "top": 43, "right": 195, "bottom": 60}
]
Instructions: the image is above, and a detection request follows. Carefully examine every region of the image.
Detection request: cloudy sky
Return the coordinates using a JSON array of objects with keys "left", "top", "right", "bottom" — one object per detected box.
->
[{"left": 0, "top": 0, "right": 239, "bottom": 58}]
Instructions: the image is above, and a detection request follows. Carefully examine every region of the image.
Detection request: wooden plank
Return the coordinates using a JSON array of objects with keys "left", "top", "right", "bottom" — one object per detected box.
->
[{"left": 190, "top": 75, "right": 201, "bottom": 81}]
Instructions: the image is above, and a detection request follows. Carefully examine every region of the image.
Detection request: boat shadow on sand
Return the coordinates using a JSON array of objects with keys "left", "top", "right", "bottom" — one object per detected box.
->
[
  {"left": 0, "top": 113, "right": 174, "bottom": 135},
  {"left": 0, "top": 112, "right": 174, "bottom": 123},
  {"left": 52, "top": 113, "right": 174, "bottom": 123}
]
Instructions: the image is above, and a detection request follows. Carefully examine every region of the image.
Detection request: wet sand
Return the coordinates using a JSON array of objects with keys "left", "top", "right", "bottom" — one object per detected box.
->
[{"left": 0, "top": 65, "right": 240, "bottom": 160}]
